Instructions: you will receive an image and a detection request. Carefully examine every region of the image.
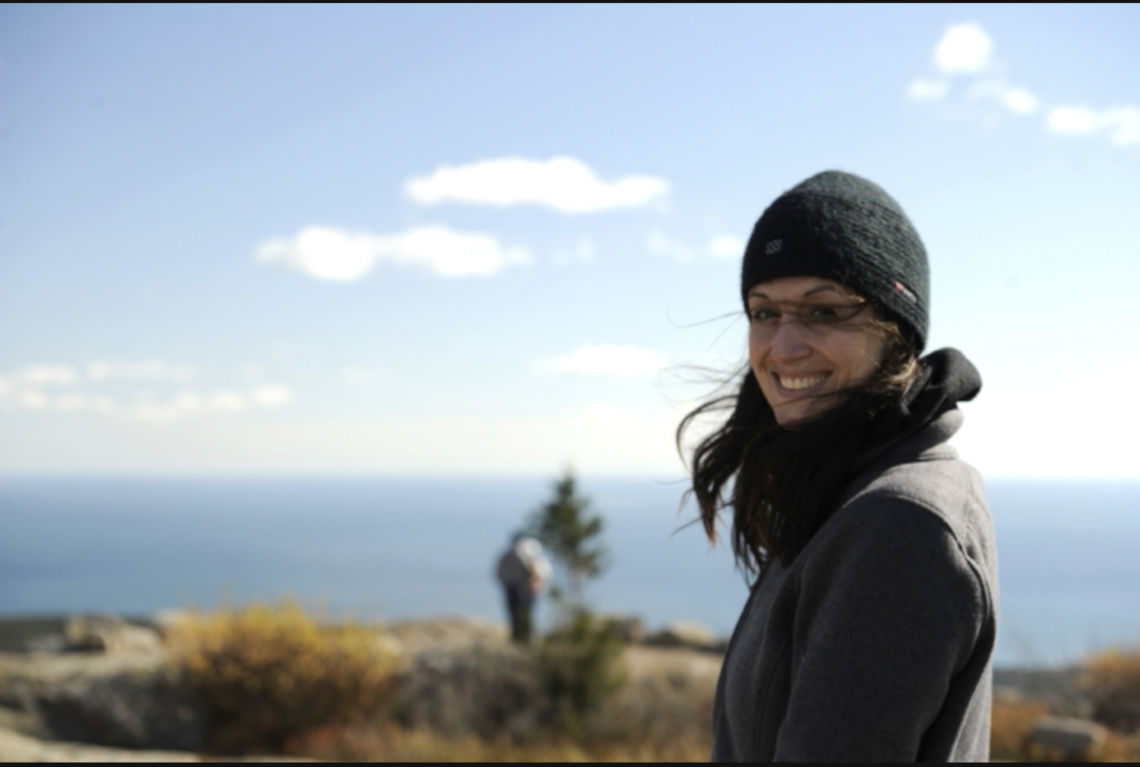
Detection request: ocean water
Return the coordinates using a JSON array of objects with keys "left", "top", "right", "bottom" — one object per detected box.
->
[{"left": 1, "top": 476, "right": 1138, "bottom": 667}]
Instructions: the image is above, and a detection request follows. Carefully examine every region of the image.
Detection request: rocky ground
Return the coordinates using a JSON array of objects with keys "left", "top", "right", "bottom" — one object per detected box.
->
[
  {"left": 0, "top": 613, "right": 724, "bottom": 763},
  {"left": 0, "top": 613, "right": 1108, "bottom": 763}
]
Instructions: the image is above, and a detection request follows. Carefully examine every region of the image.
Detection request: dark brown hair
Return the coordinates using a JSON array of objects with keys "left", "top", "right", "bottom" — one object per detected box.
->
[{"left": 676, "top": 303, "right": 920, "bottom": 575}]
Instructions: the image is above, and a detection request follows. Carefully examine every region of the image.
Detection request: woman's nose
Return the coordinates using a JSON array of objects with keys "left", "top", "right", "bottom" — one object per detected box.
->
[{"left": 769, "top": 317, "right": 813, "bottom": 361}]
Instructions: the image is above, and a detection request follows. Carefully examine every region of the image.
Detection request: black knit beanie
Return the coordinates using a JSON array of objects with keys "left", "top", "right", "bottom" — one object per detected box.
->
[{"left": 740, "top": 171, "right": 930, "bottom": 352}]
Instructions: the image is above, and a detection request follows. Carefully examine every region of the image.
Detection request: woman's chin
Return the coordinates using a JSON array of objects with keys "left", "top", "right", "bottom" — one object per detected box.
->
[{"left": 771, "top": 396, "right": 839, "bottom": 427}]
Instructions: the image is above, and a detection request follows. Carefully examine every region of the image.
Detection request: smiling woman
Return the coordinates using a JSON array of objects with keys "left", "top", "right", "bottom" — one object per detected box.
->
[{"left": 678, "top": 171, "right": 998, "bottom": 762}]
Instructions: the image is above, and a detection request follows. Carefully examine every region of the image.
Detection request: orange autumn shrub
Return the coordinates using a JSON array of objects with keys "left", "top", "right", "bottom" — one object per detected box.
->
[
  {"left": 171, "top": 599, "right": 397, "bottom": 754},
  {"left": 1081, "top": 645, "right": 1140, "bottom": 734}
]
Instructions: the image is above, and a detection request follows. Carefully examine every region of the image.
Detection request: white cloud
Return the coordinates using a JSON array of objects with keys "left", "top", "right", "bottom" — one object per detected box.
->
[
  {"left": 649, "top": 231, "right": 742, "bottom": 263},
  {"left": 257, "top": 228, "right": 374, "bottom": 281},
  {"left": 1001, "top": 87, "right": 1039, "bottom": 115},
  {"left": 913, "top": 23, "right": 1136, "bottom": 148},
  {"left": 404, "top": 156, "right": 670, "bottom": 213},
  {"left": 647, "top": 229, "right": 694, "bottom": 264},
  {"left": 87, "top": 359, "right": 194, "bottom": 382},
  {"left": 907, "top": 77, "right": 949, "bottom": 102},
  {"left": 250, "top": 385, "right": 293, "bottom": 408},
  {"left": 909, "top": 23, "right": 1038, "bottom": 118},
  {"left": 14, "top": 365, "right": 77, "bottom": 386},
  {"left": 911, "top": 24, "right": 1038, "bottom": 117},
  {"left": 933, "top": 23, "right": 992, "bottom": 74},
  {"left": 257, "top": 225, "right": 529, "bottom": 282},
  {"left": 1046, "top": 105, "right": 1140, "bottom": 146},
  {"left": 0, "top": 361, "right": 293, "bottom": 421},
  {"left": 20, "top": 390, "right": 49, "bottom": 410},
  {"left": 372, "top": 226, "right": 529, "bottom": 276},
  {"left": 707, "top": 235, "right": 745, "bottom": 260},
  {"left": 967, "top": 79, "right": 1040, "bottom": 115},
  {"left": 539, "top": 344, "right": 670, "bottom": 381}
]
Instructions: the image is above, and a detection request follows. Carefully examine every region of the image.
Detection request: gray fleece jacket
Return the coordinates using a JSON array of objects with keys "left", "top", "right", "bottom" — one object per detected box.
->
[{"left": 711, "top": 408, "right": 998, "bottom": 762}]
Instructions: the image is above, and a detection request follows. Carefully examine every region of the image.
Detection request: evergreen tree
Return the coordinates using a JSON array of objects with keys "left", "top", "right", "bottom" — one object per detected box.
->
[{"left": 527, "top": 468, "right": 608, "bottom": 608}]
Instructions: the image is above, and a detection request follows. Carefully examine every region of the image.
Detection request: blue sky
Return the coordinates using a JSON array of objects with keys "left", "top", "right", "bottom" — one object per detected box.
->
[{"left": 1, "top": 4, "right": 1137, "bottom": 478}]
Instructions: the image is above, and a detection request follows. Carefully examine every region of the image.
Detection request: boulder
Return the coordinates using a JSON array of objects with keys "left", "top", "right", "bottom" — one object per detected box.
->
[
  {"left": 391, "top": 641, "right": 544, "bottom": 742},
  {"left": 387, "top": 616, "right": 509, "bottom": 654},
  {"left": 1023, "top": 715, "right": 1108, "bottom": 761},
  {"left": 64, "top": 614, "right": 164, "bottom": 655},
  {"left": 0, "top": 724, "right": 200, "bottom": 762},
  {"left": 646, "top": 621, "right": 717, "bottom": 651},
  {"left": 0, "top": 651, "right": 207, "bottom": 752}
]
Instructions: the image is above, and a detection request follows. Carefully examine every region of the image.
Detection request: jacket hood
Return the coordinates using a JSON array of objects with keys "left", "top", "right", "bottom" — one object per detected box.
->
[{"left": 852, "top": 348, "right": 982, "bottom": 476}]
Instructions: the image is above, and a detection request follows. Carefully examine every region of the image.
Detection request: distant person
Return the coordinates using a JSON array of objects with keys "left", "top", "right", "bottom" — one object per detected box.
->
[
  {"left": 495, "top": 532, "right": 551, "bottom": 644},
  {"left": 678, "top": 171, "right": 997, "bottom": 761}
]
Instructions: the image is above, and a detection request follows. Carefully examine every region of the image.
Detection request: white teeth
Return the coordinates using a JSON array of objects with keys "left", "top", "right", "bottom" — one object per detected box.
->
[{"left": 779, "top": 374, "right": 826, "bottom": 391}]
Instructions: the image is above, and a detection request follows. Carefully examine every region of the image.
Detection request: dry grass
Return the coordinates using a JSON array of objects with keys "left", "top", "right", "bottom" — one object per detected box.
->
[
  {"left": 990, "top": 697, "right": 1051, "bottom": 761},
  {"left": 286, "top": 721, "right": 710, "bottom": 762}
]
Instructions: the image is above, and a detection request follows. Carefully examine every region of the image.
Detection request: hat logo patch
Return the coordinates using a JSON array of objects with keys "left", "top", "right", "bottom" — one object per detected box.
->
[
  {"left": 765, "top": 239, "right": 783, "bottom": 255},
  {"left": 894, "top": 280, "right": 917, "bottom": 302}
]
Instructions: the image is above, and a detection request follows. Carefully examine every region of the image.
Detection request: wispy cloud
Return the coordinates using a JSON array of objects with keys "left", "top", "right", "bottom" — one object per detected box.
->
[
  {"left": 404, "top": 156, "right": 670, "bottom": 213},
  {"left": 1046, "top": 105, "right": 1140, "bottom": 147},
  {"left": 0, "top": 362, "right": 292, "bottom": 422},
  {"left": 909, "top": 22, "right": 1137, "bottom": 149},
  {"left": 87, "top": 359, "right": 194, "bottom": 382},
  {"left": 906, "top": 23, "right": 1038, "bottom": 118},
  {"left": 707, "top": 235, "right": 745, "bottom": 261},
  {"left": 649, "top": 230, "right": 744, "bottom": 264},
  {"left": 537, "top": 344, "right": 669, "bottom": 381},
  {"left": 256, "top": 225, "right": 530, "bottom": 282},
  {"left": 9, "top": 365, "right": 78, "bottom": 386}
]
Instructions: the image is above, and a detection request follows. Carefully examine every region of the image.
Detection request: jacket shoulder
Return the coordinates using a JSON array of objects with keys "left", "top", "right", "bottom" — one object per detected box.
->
[{"left": 851, "top": 448, "right": 991, "bottom": 561}]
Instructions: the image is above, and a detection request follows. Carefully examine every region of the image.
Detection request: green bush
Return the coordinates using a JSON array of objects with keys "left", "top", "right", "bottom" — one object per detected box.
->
[
  {"left": 536, "top": 608, "right": 627, "bottom": 737},
  {"left": 171, "top": 600, "right": 396, "bottom": 753}
]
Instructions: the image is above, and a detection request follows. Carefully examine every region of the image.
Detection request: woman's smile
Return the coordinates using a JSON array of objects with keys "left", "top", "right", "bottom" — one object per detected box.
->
[{"left": 773, "top": 372, "right": 830, "bottom": 393}]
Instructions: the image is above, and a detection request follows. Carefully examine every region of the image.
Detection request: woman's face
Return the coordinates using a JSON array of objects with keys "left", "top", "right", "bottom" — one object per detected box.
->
[{"left": 746, "top": 276, "right": 888, "bottom": 426}]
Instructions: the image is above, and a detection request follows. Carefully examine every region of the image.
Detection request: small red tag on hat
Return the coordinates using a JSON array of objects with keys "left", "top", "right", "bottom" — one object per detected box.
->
[{"left": 894, "top": 281, "right": 917, "bottom": 302}]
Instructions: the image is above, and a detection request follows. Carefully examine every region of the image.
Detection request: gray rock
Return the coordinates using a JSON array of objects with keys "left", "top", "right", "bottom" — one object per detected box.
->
[
  {"left": 0, "top": 651, "right": 207, "bottom": 752},
  {"left": 1025, "top": 715, "right": 1108, "bottom": 760},
  {"left": 0, "top": 724, "right": 201, "bottom": 762},
  {"left": 646, "top": 620, "right": 716, "bottom": 650},
  {"left": 391, "top": 641, "right": 545, "bottom": 742},
  {"left": 387, "top": 615, "right": 509, "bottom": 654},
  {"left": 64, "top": 614, "right": 164, "bottom": 655}
]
